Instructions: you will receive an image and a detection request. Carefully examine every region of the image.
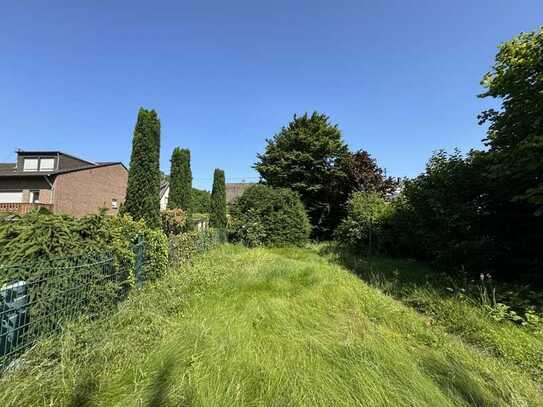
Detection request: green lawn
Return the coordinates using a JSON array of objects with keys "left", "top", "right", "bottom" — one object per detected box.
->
[{"left": 1, "top": 244, "right": 542, "bottom": 406}]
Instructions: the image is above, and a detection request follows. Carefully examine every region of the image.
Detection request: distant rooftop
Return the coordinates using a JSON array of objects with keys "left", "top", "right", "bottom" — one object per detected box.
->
[{"left": 225, "top": 182, "right": 256, "bottom": 203}]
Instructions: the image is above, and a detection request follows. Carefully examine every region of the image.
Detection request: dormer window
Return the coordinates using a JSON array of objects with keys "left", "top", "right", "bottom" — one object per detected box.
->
[
  {"left": 23, "top": 159, "right": 38, "bottom": 172},
  {"left": 39, "top": 158, "right": 55, "bottom": 171},
  {"left": 22, "top": 157, "right": 55, "bottom": 172}
]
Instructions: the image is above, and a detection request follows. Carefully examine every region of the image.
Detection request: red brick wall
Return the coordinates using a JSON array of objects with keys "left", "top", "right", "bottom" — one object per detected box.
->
[{"left": 52, "top": 164, "right": 127, "bottom": 217}]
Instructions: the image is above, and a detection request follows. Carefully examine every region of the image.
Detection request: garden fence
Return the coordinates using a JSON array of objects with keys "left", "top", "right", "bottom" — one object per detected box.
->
[{"left": 0, "top": 239, "right": 146, "bottom": 371}]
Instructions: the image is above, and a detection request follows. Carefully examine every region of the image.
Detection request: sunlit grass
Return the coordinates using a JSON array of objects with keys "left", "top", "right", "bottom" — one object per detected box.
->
[{"left": 1, "top": 244, "right": 541, "bottom": 406}]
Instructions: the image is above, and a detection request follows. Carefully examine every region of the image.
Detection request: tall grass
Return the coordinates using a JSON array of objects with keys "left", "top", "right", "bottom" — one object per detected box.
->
[
  {"left": 0, "top": 245, "right": 541, "bottom": 406},
  {"left": 324, "top": 245, "right": 543, "bottom": 381}
]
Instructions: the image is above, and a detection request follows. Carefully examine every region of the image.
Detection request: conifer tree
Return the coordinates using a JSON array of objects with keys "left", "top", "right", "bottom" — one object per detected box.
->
[
  {"left": 121, "top": 108, "right": 161, "bottom": 228},
  {"left": 210, "top": 168, "right": 227, "bottom": 228},
  {"left": 168, "top": 148, "right": 192, "bottom": 221}
]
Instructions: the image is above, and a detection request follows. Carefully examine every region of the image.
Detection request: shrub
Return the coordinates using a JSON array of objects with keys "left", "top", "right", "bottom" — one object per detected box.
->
[
  {"left": 168, "top": 229, "right": 222, "bottom": 268},
  {"left": 334, "top": 192, "right": 391, "bottom": 255},
  {"left": 141, "top": 228, "right": 169, "bottom": 281},
  {"left": 383, "top": 151, "right": 494, "bottom": 272},
  {"left": 0, "top": 210, "right": 167, "bottom": 283},
  {"left": 0, "top": 211, "right": 169, "bottom": 344},
  {"left": 229, "top": 185, "right": 310, "bottom": 247},
  {"left": 160, "top": 208, "right": 189, "bottom": 236}
]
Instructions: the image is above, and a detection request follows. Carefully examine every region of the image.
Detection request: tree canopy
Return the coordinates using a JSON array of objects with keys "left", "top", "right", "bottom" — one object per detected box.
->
[
  {"left": 479, "top": 28, "right": 543, "bottom": 211},
  {"left": 255, "top": 112, "right": 393, "bottom": 238}
]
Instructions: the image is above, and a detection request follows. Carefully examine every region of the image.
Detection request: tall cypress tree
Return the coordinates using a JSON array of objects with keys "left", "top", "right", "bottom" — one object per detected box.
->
[
  {"left": 121, "top": 108, "right": 161, "bottom": 228},
  {"left": 210, "top": 168, "right": 227, "bottom": 228},
  {"left": 179, "top": 149, "right": 192, "bottom": 215},
  {"left": 168, "top": 148, "right": 182, "bottom": 209},
  {"left": 168, "top": 148, "right": 192, "bottom": 214}
]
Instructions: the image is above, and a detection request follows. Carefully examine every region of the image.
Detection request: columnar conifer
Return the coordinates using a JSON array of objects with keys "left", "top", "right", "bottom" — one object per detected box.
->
[
  {"left": 210, "top": 168, "right": 227, "bottom": 228},
  {"left": 121, "top": 108, "right": 161, "bottom": 228}
]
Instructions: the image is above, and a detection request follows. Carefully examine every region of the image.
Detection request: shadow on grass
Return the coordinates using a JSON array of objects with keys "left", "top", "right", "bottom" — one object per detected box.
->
[
  {"left": 68, "top": 374, "right": 98, "bottom": 407},
  {"left": 67, "top": 358, "right": 179, "bottom": 407},
  {"left": 318, "top": 243, "right": 543, "bottom": 314}
]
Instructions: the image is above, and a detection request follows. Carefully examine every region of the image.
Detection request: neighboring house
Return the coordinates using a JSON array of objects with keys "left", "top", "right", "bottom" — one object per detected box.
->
[
  {"left": 160, "top": 181, "right": 169, "bottom": 211},
  {"left": 0, "top": 150, "right": 128, "bottom": 217},
  {"left": 160, "top": 182, "right": 209, "bottom": 230},
  {"left": 226, "top": 183, "right": 255, "bottom": 204}
]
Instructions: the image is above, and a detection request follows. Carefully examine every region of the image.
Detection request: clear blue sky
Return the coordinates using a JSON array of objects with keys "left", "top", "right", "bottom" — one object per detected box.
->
[{"left": 1, "top": 1, "right": 541, "bottom": 190}]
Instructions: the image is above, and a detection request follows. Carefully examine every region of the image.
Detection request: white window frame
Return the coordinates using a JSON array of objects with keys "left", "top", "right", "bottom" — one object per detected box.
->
[
  {"left": 39, "top": 158, "right": 55, "bottom": 171},
  {"left": 0, "top": 191, "right": 24, "bottom": 203},
  {"left": 29, "top": 190, "right": 40, "bottom": 203},
  {"left": 23, "top": 159, "right": 39, "bottom": 172},
  {"left": 111, "top": 199, "right": 118, "bottom": 209}
]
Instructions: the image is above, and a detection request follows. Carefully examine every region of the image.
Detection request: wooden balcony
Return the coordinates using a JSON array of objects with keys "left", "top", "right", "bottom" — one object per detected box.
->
[{"left": 0, "top": 203, "right": 53, "bottom": 215}]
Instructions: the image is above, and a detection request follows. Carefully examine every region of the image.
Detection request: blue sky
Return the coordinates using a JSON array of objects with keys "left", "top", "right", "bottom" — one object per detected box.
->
[{"left": 1, "top": 1, "right": 542, "bottom": 190}]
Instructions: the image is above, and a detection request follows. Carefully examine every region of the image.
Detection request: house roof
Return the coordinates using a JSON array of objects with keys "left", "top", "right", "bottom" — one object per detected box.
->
[
  {"left": 0, "top": 163, "right": 16, "bottom": 172},
  {"left": 160, "top": 181, "right": 169, "bottom": 199},
  {"left": 16, "top": 150, "right": 95, "bottom": 166},
  {"left": 0, "top": 162, "right": 127, "bottom": 177},
  {"left": 225, "top": 182, "right": 256, "bottom": 203}
]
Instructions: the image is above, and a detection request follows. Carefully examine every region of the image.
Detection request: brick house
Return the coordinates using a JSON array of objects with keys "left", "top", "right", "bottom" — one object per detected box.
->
[{"left": 0, "top": 150, "right": 128, "bottom": 217}]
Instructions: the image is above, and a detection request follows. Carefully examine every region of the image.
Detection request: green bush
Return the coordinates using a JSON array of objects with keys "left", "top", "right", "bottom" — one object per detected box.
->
[
  {"left": 141, "top": 228, "right": 169, "bottom": 281},
  {"left": 160, "top": 208, "right": 189, "bottom": 236},
  {"left": 383, "top": 151, "right": 493, "bottom": 271},
  {"left": 0, "top": 210, "right": 168, "bottom": 283},
  {"left": 229, "top": 185, "right": 310, "bottom": 247},
  {"left": 168, "top": 229, "right": 222, "bottom": 268},
  {"left": 334, "top": 192, "right": 391, "bottom": 255}
]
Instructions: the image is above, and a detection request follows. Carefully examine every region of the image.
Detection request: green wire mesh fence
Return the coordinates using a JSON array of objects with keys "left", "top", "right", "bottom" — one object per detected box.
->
[{"left": 0, "top": 239, "right": 145, "bottom": 370}]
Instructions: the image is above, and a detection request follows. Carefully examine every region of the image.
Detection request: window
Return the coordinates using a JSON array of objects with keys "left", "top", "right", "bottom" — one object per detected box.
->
[
  {"left": 39, "top": 158, "right": 55, "bottom": 171},
  {"left": 0, "top": 191, "right": 23, "bottom": 203},
  {"left": 111, "top": 199, "right": 118, "bottom": 209},
  {"left": 29, "top": 191, "right": 40, "bottom": 203},
  {"left": 23, "top": 159, "right": 38, "bottom": 172}
]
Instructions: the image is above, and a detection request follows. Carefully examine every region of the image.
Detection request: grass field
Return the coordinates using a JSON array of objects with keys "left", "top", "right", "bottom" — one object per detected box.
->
[{"left": 1, "top": 244, "right": 542, "bottom": 406}]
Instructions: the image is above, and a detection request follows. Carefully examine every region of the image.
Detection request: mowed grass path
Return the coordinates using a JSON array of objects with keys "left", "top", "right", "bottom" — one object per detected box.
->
[{"left": 1, "top": 245, "right": 542, "bottom": 406}]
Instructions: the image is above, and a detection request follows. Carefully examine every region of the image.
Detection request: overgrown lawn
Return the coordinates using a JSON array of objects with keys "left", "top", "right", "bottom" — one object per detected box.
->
[{"left": 1, "top": 245, "right": 541, "bottom": 406}]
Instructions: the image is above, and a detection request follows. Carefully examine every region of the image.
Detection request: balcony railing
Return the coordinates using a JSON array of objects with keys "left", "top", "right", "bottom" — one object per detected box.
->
[{"left": 0, "top": 203, "right": 53, "bottom": 215}]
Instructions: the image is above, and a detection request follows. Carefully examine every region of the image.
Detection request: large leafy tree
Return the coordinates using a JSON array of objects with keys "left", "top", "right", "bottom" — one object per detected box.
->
[
  {"left": 478, "top": 28, "right": 543, "bottom": 277},
  {"left": 168, "top": 148, "right": 192, "bottom": 217},
  {"left": 255, "top": 112, "right": 349, "bottom": 238},
  {"left": 121, "top": 108, "right": 161, "bottom": 228},
  {"left": 339, "top": 150, "right": 397, "bottom": 197},
  {"left": 479, "top": 28, "right": 543, "bottom": 209},
  {"left": 210, "top": 168, "right": 227, "bottom": 228}
]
